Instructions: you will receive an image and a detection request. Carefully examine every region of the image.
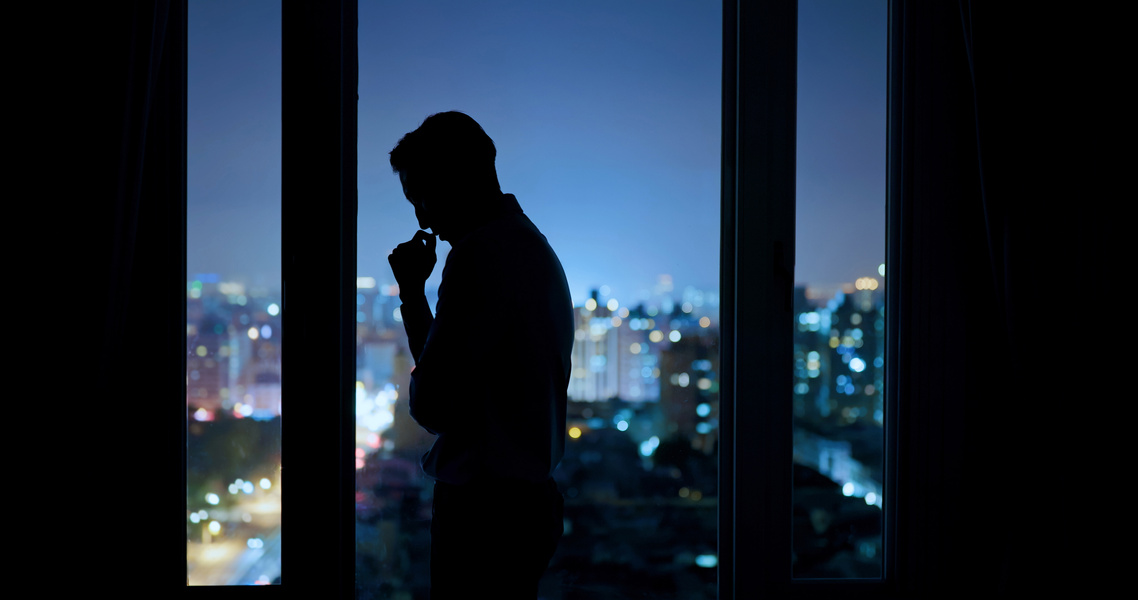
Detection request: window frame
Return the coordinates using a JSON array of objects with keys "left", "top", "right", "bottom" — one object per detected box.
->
[
  {"left": 178, "top": 1, "right": 907, "bottom": 597},
  {"left": 723, "top": 2, "right": 894, "bottom": 597},
  {"left": 180, "top": 1, "right": 358, "bottom": 596}
]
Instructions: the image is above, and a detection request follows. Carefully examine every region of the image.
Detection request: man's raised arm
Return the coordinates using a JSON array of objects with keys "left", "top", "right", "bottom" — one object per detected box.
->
[{"left": 388, "top": 230, "right": 438, "bottom": 363}]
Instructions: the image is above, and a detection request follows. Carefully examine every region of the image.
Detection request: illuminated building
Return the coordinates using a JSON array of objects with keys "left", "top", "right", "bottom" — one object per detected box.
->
[
  {"left": 569, "top": 290, "right": 661, "bottom": 403},
  {"left": 793, "top": 283, "right": 884, "bottom": 428},
  {"left": 186, "top": 280, "right": 283, "bottom": 419}
]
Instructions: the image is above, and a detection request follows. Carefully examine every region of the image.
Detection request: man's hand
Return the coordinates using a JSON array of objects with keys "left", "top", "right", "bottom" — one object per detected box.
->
[{"left": 389, "top": 230, "right": 438, "bottom": 294}]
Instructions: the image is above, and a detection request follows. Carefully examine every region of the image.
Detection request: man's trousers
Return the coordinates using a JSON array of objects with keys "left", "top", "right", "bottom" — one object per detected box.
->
[{"left": 429, "top": 477, "right": 564, "bottom": 599}]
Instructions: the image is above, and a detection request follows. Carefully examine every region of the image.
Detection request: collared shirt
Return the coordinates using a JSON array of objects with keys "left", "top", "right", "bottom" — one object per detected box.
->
[{"left": 400, "top": 194, "right": 574, "bottom": 485}]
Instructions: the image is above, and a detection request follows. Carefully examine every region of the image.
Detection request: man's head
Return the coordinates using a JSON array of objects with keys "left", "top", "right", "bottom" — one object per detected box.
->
[{"left": 389, "top": 111, "right": 501, "bottom": 240}]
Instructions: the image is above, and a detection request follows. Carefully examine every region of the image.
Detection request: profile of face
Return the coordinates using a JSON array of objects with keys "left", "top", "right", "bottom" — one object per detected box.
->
[
  {"left": 399, "top": 165, "right": 497, "bottom": 243},
  {"left": 400, "top": 170, "right": 448, "bottom": 239}
]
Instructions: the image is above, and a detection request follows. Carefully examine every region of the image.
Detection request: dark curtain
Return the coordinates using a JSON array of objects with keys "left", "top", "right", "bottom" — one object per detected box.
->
[
  {"left": 59, "top": 0, "right": 187, "bottom": 587},
  {"left": 890, "top": 1, "right": 1057, "bottom": 594},
  {"left": 97, "top": 0, "right": 181, "bottom": 390}
]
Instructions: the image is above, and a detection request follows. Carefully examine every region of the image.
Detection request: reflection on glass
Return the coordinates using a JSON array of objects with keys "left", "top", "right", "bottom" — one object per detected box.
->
[
  {"left": 792, "top": 0, "right": 887, "bottom": 578},
  {"left": 356, "top": 2, "right": 719, "bottom": 597},
  {"left": 187, "top": 1, "right": 282, "bottom": 586}
]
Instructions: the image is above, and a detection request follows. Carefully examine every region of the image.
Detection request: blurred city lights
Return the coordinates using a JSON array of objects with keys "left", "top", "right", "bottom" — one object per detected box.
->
[
  {"left": 695, "top": 554, "right": 718, "bottom": 568},
  {"left": 639, "top": 436, "right": 660, "bottom": 457}
]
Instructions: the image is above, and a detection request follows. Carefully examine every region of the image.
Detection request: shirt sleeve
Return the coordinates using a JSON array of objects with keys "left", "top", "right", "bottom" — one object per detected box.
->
[
  {"left": 397, "top": 290, "right": 433, "bottom": 365},
  {"left": 406, "top": 255, "right": 482, "bottom": 436}
]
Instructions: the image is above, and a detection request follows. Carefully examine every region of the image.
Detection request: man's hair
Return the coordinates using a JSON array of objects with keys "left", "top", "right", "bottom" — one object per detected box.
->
[{"left": 389, "top": 111, "right": 500, "bottom": 195}]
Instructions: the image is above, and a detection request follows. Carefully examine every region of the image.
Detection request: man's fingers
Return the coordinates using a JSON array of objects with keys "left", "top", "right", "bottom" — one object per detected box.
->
[
  {"left": 392, "top": 231, "right": 432, "bottom": 255},
  {"left": 412, "top": 229, "right": 437, "bottom": 249}
]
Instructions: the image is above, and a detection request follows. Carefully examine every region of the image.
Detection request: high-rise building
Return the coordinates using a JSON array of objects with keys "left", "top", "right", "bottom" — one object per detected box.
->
[{"left": 569, "top": 290, "right": 661, "bottom": 403}]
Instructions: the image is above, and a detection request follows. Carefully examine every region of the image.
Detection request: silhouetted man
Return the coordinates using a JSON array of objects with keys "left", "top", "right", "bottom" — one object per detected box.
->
[{"left": 387, "top": 112, "right": 573, "bottom": 599}]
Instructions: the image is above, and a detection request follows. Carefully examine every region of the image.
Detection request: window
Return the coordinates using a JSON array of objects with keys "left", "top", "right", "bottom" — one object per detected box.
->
[
  {"left": 172, "top": 0, "right": 908, "bottom": 596},
  {"left": 186, "top": 1, "right": 283, "bottom": 585},
  {"left": 792, "top": 0, "right": 887, "bottom": 579},
  {"left": 355, "top": 2, "right": 721, "bottom": 597}
]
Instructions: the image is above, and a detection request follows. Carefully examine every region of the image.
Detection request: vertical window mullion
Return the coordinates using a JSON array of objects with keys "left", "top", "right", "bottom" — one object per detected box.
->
[
  {"left": 281, "top": 0, "right": 357, "bottom": 596},
  {"left": 729, "top": 0, "right": 798, "bottom": 597},
  {"left": 719, "top": 3, "right": 738, "bottom": 598}
]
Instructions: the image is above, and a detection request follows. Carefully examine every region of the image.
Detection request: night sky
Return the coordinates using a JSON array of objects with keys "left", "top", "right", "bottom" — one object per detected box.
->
[{"left": 188, "top": 0, "right": 886, "bottom": 305}]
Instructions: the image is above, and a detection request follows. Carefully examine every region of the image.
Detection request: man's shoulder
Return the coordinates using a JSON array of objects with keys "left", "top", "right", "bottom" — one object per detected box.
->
[{"left": 462, "top": 212, "right": 552, "bottom": 256}]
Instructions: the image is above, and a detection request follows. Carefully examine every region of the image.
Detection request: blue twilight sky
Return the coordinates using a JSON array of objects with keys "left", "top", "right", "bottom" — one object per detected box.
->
[{"left": 188, "top": 0, "right": 886, "bottom": 305}]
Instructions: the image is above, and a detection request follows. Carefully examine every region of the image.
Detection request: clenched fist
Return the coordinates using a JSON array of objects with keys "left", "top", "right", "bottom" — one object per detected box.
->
[{"left": 389, "top": 229, "right": 438, "bottom": 293}]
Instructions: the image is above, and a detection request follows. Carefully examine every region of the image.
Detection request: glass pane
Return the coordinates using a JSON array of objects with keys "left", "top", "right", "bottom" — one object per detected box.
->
[
  {"left": 356, "top": 2, "right": 720, "bottom": 597},
  {"left": 186, "top": 1, "right": 282, "bottom": 586},
  {"left": 792, "top": 0, "right": 887, "bottom": 578}
]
